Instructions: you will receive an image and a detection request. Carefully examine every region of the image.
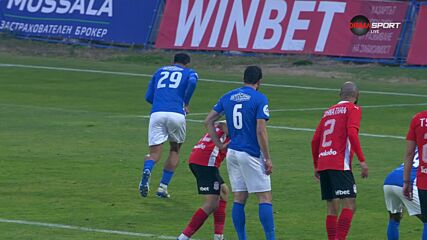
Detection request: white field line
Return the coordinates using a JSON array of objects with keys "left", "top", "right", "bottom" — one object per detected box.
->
[
  {"left": 1, "top": 63, "right": 426, "bottom": 98},
  {"left": 0, "top": 218, "right": 177, "bottom": 239},
  {"left": 186, "top": 102, "right": 427, "bottom": 115},
  {"left": 0, "top": 102, "right": 406, "bottom": 140},
  {"left": 137, "top": 116, "right": 405, "bottom": 140}
]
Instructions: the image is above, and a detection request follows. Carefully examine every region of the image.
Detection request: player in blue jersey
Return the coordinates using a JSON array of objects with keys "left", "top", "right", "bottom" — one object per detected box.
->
[
  {"left": 384, "top": 148, "right": 423, "bottom": 239},
  {"left": 204, "top": 66, "right": 275, "bottom": 240},
  {"left": 139, "top": 53, "right": 198, "bottom": 198}
]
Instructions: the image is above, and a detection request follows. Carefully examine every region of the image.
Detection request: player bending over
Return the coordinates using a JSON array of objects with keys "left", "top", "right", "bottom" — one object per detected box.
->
[
  {"left": 177, "top": 121, "right": 230, "bottom": 240},
  {"left": 139, "top": 53, "right": 198, "bottom": 198},
  {"left": 384, "top": 148, "right": 422, "bottom": 240}
]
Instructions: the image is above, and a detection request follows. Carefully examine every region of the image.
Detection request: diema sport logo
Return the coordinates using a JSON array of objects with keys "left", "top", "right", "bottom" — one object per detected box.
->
[{"left": 349, "top": 15, "right": 402, "bottom": 36}]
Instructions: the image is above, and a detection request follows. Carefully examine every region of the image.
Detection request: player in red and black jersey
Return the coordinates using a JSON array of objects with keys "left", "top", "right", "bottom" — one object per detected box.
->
[
  {"left": 311, "top": 82, "right": 369, "bottom": 240},
  {"left": 177, "top": 121, "right": 230, "bottom": 240},
  {"left": 403, "top": 110, "right": 427, "bottom": 239}
]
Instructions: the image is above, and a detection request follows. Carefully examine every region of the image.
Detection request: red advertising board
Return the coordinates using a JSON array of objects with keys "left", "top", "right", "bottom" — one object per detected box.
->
[
  {"left": 407, "top": 5, "right": 427, "bottom": 65},
  {"left": 155, "top": 0, "right": 408, "bottom": 59}
]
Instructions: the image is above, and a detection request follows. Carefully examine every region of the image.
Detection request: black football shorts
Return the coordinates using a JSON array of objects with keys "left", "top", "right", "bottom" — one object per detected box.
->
[
  {"left": 189, "top": 163, "right": 225, "bottom": 195},
  {"left": 319, "top": 170, "right": 357, "bottom": 200}
]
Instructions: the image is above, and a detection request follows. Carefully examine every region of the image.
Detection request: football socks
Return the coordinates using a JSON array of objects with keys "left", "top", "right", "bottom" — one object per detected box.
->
[
  {"left": 214, "top": 200, "right": 227, "bottom": 234},
  {"left": 259, "top": 203, "right": 275, "bottom": 240},
  {"left": 387, "top": 219, "right": 399, "bottom": 240},
  {"left": 423, "top": 223, "right": 427, "bottom": 240},
  {"left": 182, "top": 208, "right": 208, "bottom": 237},
  {"left": 232, "top": 202, "right": 247, "bottom": 240},
  {"left": 336, "top": 208, "right": 354, "bottom": 240},
  {"left": 143, "top": 159, "right": 155, "bottom": 172},
  {"left": 160, "top": 169, "right": 174, "bottom": 186},
  {"left": 326, "top": 215, "right": 338, "bottom": 240}
]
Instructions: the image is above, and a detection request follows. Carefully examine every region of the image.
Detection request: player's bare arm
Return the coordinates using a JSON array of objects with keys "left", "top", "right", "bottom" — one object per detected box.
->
[
  {"left": 348, "top": 126, "right": 368, "bottom": 178},
  {"left": 257, "top": 119, "right": 272, "bottom": 175},
  {"left": 311, "top": 123, "right": 322, "bottom": 181},
  {"left": 403, "top": 140, "right": 417, "bottom": 200},
  {"left": 204, "top": 110, "right": 227, "bottom": 150}
]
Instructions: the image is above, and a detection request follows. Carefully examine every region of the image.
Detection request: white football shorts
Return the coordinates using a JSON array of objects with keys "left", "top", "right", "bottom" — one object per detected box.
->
[
  {"left": 148, "top": 112, "right": 186, "bottom": 146},
  {"left": 384, "top": 184, "right": 421, "bottom": 216},
  {"left": 226, "top": 149, "right": 271, "bottom": 193}
]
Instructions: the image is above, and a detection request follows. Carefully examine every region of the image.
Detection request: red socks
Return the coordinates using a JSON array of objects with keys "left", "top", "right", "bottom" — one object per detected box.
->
[
  {"left": 214, "top": 200, "right": 227, "bottom": 234},
  {"left": 336, "top": 208, "right": 354, "bottom": 240},
  {"left": 326, "top": 215, "right": 337, "bottom": 240},
  {"left": 183, "top": 208, "right": 209, "bottom": 237}
]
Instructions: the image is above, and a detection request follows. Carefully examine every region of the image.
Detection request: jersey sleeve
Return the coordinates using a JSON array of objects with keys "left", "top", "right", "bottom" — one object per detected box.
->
[
  {"left": 311, "top": 120, "right": 323, "bottom": 169},
  {"left": 184, "top": 70, "right": 199, "bottom": 105},
  {"left": 347, "top": 105, "right": 362, "bottom": 130},
  {"left": 406, "top": 115, "right": 417, "bottom": 141},
  {"left": 256, "top": 95, "right": 270, "bottom": 120},
  {"left": 213, "top": 96, "right": 224, "bottom": 113},
  {"left": 145, "top": 74, "right": 156, "bottom": 104}
]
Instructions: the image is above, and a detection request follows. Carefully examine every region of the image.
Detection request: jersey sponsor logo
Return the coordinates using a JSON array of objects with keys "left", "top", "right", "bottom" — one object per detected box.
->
[
  {"left": 263, "top": 105, "right": 270, "bottom": 117},
  {"left": 162, "top": 66, "right": 183, "bottom": 71},
  {"left": 199, "top": 186, "right": 210, "bottom": 191},
  {"left": 323, "top": 107, "right": 347, "bottom": 117},
  {"left": 335, "top": 190, "right": 351, "bottom": 196},
  {"left": 213, "top": 181, "right": 220, "bottom": 190},
  {"left": 319, "top": 149, "right": 337, "bottom": 157},
  {"left": 421, "top": 166, "right": 427, "bottom": 174},
  {"left": 194, "top": 143, "right": 206, "bottom": 149},
  {"left": 230, "top": 92, "right": 251, "bottom": 102}
]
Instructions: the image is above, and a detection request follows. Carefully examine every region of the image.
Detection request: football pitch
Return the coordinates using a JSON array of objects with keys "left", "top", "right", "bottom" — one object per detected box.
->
[{"left": 1, "top": 50, "right": 427, "bottom": 239}]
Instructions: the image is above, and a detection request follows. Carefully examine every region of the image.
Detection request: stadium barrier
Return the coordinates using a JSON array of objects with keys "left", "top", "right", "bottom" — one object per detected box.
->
[
  {"left": 0, "top": 0, "right": 426, "bottom": 66},
  {"left": 155, "top": 0, "right": 408, "bottom": 60},
  {"left": 406, "top": 2, "right": 427, "bottom": 66},
  {"left": 0, "top": 0, "right": 161, "bottom": 46}
]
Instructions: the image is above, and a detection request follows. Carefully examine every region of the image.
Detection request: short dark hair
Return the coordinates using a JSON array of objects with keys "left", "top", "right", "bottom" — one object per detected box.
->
[
  {"left": 174, "top": 53, "right": 191, "bottom": 65},
  {"left": 243, "top": 66, "right": 262, "bottom": 84}
]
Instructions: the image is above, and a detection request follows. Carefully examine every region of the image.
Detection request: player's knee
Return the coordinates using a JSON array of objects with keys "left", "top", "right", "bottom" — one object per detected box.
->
[
  {"left": 169, "top": 142, "right": 181, "bottom": 153},
  {"left": 220, "top": 184, "right": 229, "bottom": 201},
  {"left": 389, "top": 212, "right": 402, "bottom": 222}
]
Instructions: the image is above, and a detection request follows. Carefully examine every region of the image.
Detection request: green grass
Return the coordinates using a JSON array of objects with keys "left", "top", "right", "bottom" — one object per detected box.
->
[{"left": 1, "top": 46, "right": 427, "bottom": 240}]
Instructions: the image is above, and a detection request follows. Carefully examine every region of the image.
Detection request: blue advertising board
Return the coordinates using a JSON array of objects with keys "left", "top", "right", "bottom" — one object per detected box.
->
[{"left": 0, "top": 0, "right": 160, "bottom": 45}]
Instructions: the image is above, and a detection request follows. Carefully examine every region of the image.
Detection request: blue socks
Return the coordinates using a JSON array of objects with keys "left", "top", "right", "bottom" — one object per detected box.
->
[
  {"left": 387, "top": 219, "right": 399, "bottom": 240},
  {"left": 423, "top": 223, "right": 427, "bottom": 240},
  {"left": 143, "top": 160, "right": 155, "bottom": 172},
  {"left": 232, "top": 202, "right": 247, "bottom": 240},
  {"left": 160, "top": 169, "right": 174, "bottom": 185},
  {"left": 259, "top": 203, "right": 275, "bottom": 240}
]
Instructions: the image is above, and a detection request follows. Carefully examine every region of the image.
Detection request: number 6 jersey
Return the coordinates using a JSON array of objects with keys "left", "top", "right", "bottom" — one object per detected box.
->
[{"left": 311, "top": 101, "right": 366, "bottom": 171}]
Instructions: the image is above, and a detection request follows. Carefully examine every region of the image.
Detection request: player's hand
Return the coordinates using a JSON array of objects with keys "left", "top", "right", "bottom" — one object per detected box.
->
[
  {"left": 360, "top": 161, "right": 368, "bottom": 178},
  {"left": 264, "top": 158, "right": 273, "bottom": 175},
  {"left": 218, "top": 141, "right": 230, "bottom": 150},
  {"left": 314, "top": 170, "right": 320, "bottom": 182},
  {"left": 403, "top": 182, "right": 413, "bottom": 200},
  {"left": 184, "top": 105, "right": 190, "bottom": 114}
]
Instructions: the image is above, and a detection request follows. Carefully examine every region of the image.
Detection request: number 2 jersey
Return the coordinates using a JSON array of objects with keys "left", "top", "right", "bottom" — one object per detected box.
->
[
  {"left": 406, "top": 110, "right": 427, "bottom": 190},
  {"left": 189, "top": 128, "right": 230, "bottom": 168},
  {"left": 311, "top": 101, "right": 366, "bottom": 171},
  {"left": 145, "top": 64, "right": 198, "bottom": 115}
]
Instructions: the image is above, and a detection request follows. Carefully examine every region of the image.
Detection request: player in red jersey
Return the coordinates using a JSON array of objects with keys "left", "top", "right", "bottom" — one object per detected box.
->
[
  {"left": 403, "top": 111, "right": 427, "bottom": 239},
  {"left": 311, "top": 82, "right": 369, "bottom": 240},
  {"left": 177, "top": 121, "right": 230, "bottom": 240}
]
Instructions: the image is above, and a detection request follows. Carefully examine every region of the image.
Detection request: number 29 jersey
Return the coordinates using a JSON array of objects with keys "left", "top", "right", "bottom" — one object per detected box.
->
[
  {"left": 406, "top": 110, "right": 427, "bottom": 190},
  {"left": 213, "top": 86, "right": 269, "bottom": 158},
  {"left": 145, "top": 64, "right": 198, "bottom": 115},
  {"left": 312, "top": 101, "right": 363, "bottom": 171}
]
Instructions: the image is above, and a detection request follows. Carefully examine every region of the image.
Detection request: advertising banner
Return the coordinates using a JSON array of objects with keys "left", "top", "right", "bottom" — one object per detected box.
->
[
  {"left": 156, "top": 0, "right": 408, "bottom": 59},
  {"left": 0, "top": 0, "right": 160, "bottom": 45},
  {"left": 407, "top": 5, "right": 427, "bottom": 65}
]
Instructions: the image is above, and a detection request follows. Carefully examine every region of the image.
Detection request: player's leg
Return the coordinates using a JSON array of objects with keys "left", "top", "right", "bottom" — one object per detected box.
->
[
  {"left": 333, "top": 170, "right": 357, "bottom": 240},
  {"left": 319, "top": 170, "right": 338, "bottom": 240},
  {"left": 240, "top": 152, "right": 274, "bottom": 240},
  {"left": 384, "top": 185, "right": 405, "bottom": 240},
  {"left": 213, "top": 178, "right": 229, "bottom": 240},
  {"left": 226, "top": 149, "right": 249, "bottom": 240},
  {"left": 418, "top": 189, "right": 427, "bottom": 240},
  {"left": 156, "top": 141, "right": 181, "bottom": 198},
  {"left": 178, "top": 164, "right": 221, "bottom": 240},
  {"left": 157, "top": 113, "right": 186, "bottom": 198},
  {"left": 139, "top": 113, "right": 168, "bottom": 197}
]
